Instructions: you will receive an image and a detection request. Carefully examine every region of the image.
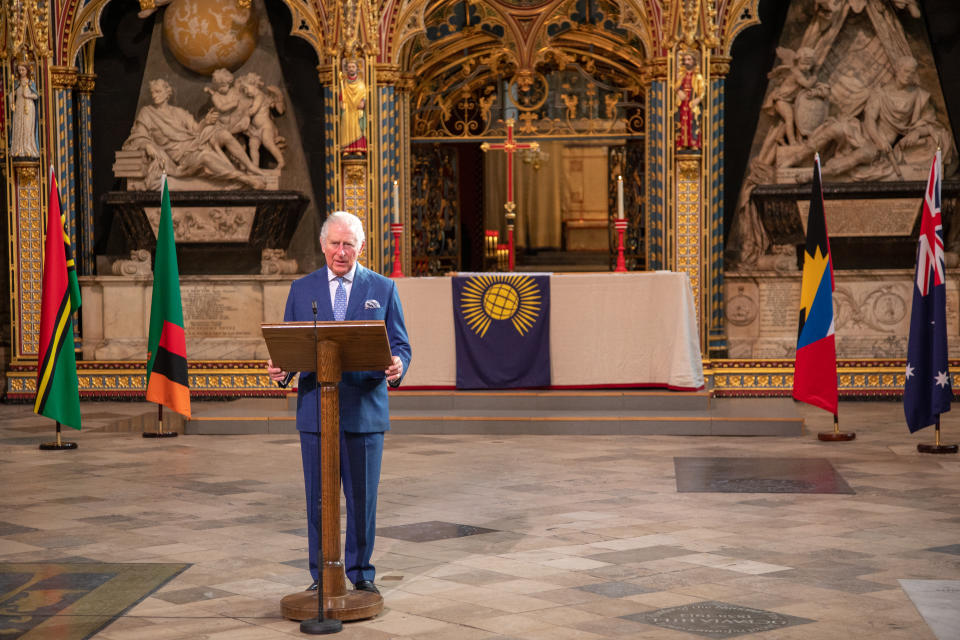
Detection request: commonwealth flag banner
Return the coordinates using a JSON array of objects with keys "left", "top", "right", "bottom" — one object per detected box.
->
[
  {"left": 792, "top": 154, "right": 838, "bottom": 414},
  {"left": 35, "top": 170, "right": 82, "bottom": 430},
  {"left": 146, "top": 176, "right": 191, "bottom": 418},
  {"left": 453, "top": 274, "right": 550, "bottom": 389},
  {"left": 904, "top": 150, "right": 951, "bottom": 433}
]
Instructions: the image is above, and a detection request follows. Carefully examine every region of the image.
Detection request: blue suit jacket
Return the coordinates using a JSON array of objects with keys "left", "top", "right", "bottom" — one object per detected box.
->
[{"left": 284, "top": 264, "right": 411, "bottom": 433}]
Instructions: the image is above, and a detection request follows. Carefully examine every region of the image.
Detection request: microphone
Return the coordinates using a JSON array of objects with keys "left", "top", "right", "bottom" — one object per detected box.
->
[{"left": 312, "top": 300, "right": 318, "bottom": 317}]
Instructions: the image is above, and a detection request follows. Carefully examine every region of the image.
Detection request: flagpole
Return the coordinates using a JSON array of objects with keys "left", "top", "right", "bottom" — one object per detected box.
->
[
  {"left": 917, "top": 416, "right": 958, "bottom": 454},
  {"left": 144, "top": 403, "right": 178, "bottom": 438},
  {"left": 40, "top": 421, "right": 78, "bottom": 450}
]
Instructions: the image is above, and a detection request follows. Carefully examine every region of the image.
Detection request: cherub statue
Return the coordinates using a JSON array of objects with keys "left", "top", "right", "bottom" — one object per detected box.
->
[
  {"left": 204, "top": 68, "right": 250, "bottom": 136},
  {"left": 237, "top": 73, "right": 286, "bottom": 169},
  {"left": 762, "top": 47, "right": 828, "bottom": 147}
]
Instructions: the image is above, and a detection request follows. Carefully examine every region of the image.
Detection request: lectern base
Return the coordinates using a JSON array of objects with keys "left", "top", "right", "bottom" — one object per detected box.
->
[{"left": 281, "top": 590, "right": 383, "bottom": 622}]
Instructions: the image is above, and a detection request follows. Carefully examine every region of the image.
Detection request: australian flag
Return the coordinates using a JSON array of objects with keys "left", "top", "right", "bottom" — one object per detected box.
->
[
  {"left": 453, "top": 274, "right": 550, "bottom": 388},
  {"left": 905, "top": 149, "right": 951, "bottom": 433}
]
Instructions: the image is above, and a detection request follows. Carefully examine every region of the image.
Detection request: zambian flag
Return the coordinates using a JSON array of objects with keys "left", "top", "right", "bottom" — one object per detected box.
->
[
  {"left": 146, "top": 176, "right": 191, "bottom": 418},
  {"left": 35, "top": 170, "right": 82, "bottom": 429}
]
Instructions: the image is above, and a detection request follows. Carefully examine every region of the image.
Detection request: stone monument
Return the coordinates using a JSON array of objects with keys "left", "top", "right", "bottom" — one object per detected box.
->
[{"left": 723, "top": 0, "right": 959, "bottom": 360}]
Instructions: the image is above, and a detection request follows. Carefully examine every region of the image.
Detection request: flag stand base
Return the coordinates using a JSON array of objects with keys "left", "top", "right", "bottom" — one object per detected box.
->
[
  {"left": 39, "top": 424, "right": 77, "bottom": 450},
  {"left": 818, "top": 414, "right": 855, "bottom": 441},
  {"left": 917, "top": 422, "right": 957, "bottom": 454},
  {"left": 143, "top": 406, "right": 179, "bottom": 438},
  {"left": 917, "top": 443, "right": 958, "bottom": 454}
]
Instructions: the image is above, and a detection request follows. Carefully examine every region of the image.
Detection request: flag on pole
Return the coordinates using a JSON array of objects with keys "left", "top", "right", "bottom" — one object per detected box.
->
[
  {"left": 35, "top": 169, "right": 83, "bottom": 430},
  {"left": 904, "top": 150, "right": 950, "bottom": 433},
  {"left": 793, "top": 154, "right": 838, "bottom": 414},
  {"left": 146, "top": 175, "right": 191, "bottom": 418}
]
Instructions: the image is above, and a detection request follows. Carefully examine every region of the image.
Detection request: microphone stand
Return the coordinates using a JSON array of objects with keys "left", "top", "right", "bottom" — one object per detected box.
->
[{"left": 301, "top": 299, "right": 342, "bottom": 634}]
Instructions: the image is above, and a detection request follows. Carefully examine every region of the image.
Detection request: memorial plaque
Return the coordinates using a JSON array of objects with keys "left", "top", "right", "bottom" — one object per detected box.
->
[
  {"left": 182, "top": 284, "right": 262, "bottom": 338},
  {"left": 758, "top": 280, "right": 800, "bottom": 336},
  {"left": 797, "top": 198, "right": 919, "bottom": 237},
  {"left": 624, "top": 601, "right": 814, "bottom": 638},
  {"left": 674, "top": 457, "right": 855, "bottom": 494}
]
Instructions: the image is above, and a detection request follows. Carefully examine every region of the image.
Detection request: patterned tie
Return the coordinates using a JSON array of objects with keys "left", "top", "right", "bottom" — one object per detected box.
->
[{"left": 333, "top": 277, "right": 347, "bottom": 321}]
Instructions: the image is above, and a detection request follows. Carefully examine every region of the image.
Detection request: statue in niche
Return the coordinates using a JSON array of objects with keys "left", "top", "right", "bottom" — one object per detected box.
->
[
  {"left": 237, "top": 72, "right": 286, "bottom": 168},
  {"left": 121, "top": 78, "right": 265, "bottom": 190},
  {"left": 675, "top": 50, "right": 704, "bottom": 151},
  {"left": 339, "top": 59, "right": 367, "bottom": 154},
  {"left": 10, "top": 62, "right": 40, "bottom": 158}
]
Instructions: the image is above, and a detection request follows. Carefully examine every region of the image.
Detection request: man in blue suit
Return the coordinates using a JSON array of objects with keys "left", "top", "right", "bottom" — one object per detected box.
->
[{"left": 268, "top": 211, "right": 411, "bottom": 595}]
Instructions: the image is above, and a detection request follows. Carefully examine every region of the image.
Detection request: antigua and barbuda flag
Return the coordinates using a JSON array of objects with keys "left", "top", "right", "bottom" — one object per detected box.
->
[
  {"left": 453, "top": 274, "right": 550, "bottom": 388},
  {"left": 905, "top": 150, "right": 951, "bottom": 433},
  {"left": 146, "top": 175, "right": 191, "bottom": 418},
  {"left": 793, "top": 154, "right": 838, "bottom": 414},
  {"left": 34, "top": 168, "right": 82, "bottom": 430}
]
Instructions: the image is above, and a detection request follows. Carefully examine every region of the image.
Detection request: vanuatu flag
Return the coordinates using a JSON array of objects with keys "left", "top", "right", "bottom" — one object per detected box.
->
[
  {"left": 793, "top": 154, "right": 838, "bottom": 414},
  {"left": 453, "top": 274, "right": 550, "bottom": 388},
  {"left": 146, "top": 176, "right": 191, "bottom": 417},
  {"left": 34, "top": 169, "right": 82, "bottom": 430}
]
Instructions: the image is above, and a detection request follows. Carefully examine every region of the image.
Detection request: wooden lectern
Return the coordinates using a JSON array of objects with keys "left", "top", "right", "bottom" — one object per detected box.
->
[{"left": 262, "top": 320, "right": 393, "bottom": 624}]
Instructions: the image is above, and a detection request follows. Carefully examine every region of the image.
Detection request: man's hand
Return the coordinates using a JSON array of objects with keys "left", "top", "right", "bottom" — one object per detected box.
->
[
  {"left": 385, "top": 356, "right": 403, "bottom": 383},
  {"left": 267, "top": 358, "right": 287, "bottom": 383}
]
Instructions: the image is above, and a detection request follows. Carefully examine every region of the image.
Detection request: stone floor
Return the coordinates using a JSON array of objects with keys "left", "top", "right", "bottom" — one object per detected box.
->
[{"left": 2, "top": 399, "right": 959, "bottom": 639}]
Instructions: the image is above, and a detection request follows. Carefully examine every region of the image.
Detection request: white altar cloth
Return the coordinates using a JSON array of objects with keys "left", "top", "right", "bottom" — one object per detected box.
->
[{"left": 395, "top": 271, "right": 704, "bottom": 390}]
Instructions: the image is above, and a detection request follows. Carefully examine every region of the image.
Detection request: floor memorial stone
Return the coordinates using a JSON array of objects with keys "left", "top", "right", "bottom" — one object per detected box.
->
[{"left": 674, "top": 456, "right": 856, "bottom": 494}]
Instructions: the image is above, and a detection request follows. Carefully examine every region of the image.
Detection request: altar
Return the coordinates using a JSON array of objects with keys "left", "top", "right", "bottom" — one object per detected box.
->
[{"left": 397, "top": 271, "right": 704, "bottom": 390}]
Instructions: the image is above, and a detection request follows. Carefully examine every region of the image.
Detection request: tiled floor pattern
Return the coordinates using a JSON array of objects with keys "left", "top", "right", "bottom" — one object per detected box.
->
[{"left": 1, "top": 400, "right": 959, "bottom": 638}]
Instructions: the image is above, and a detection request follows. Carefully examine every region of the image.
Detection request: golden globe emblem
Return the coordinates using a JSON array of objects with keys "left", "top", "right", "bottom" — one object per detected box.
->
[
  {"left": 483, "top": 283, "right": 519, "bottom": 320},
  {"left": 162, "top": 0, "right": 260, "bottom": 75}
]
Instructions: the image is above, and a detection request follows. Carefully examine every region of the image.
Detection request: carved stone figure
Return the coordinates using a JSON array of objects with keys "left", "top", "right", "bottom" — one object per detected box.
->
[
  {"left": 675, "top": 51, "right": 704, "bottom": 150},
  {"left": 261, "top": 248, "right": 298, "bottom": 274},
  {"left": 121, "top": 78, "right": 265, "bottom": 190},
  {"left": 10, "top": 63, "right": 40, "bottom": 158},
  {"left": 339, "top": 59, "right": 367, "bottom": 153},
  {"left": 761, "top": 47, "right": 829, "bottom": 147},
  {"left": 111, "top": 249, "right": 152, "bottom": 276},
  {"left": 861, "top": 56, "right": 954, "bottom": 177},
  {"left": 204, "top": 68, "right": 250, "bottom": 135},
  {"left": 238, "top": 73, "right": 286, "bottom": 168}
]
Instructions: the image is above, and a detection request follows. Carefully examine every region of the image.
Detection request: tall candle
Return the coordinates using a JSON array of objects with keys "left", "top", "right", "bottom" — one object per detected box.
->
[
  {"left": 617, "top": 175, "right": 624, "bottom": 219},
  {"left": 392, "top": 180, "right": 399, "bottom": 224}
]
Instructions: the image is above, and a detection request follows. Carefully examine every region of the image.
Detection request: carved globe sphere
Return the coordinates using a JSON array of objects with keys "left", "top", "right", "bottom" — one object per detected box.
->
[{"left": 162, "top": 0, "right": 259, "bottom": 75}]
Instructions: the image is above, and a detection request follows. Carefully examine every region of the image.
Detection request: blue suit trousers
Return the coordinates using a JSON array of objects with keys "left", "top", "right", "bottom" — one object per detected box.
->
[{"left": 300, "top": 429, "right": 384, "bottom": 585}]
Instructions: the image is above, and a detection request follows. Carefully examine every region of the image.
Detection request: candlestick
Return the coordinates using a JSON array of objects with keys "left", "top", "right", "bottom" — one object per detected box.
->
[
  {"left": 392, "top": 180, "right": 399, "bottom": 224},
  {"left": 390, "top": 222, "right": 404, "bottom": 278},
  {"left": 614, "top": 219, "right": 628, "bottom": 272},
  {"left": 617, "top": 175, "right": 624, "bottom": 219}
]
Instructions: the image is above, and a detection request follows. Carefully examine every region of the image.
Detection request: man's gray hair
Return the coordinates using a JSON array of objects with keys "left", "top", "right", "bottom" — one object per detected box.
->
[{"left": 320, "top": 210, "right": 365, "bottom": 246}]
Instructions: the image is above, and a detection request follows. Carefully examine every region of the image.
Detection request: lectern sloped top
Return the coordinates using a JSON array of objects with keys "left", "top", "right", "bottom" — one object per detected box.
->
[{"left": 261, "top": 321, "right": 393, "bottom": 373}]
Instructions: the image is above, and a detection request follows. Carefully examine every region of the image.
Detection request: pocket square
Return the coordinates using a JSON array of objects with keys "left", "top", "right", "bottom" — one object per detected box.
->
[{"left": 364, "top": 299, "right": 381, "bottom": 309}]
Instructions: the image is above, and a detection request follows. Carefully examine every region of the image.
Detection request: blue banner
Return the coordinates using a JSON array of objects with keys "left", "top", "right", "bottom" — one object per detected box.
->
[{"left": 453, "top": 274, "right": 550, "bottom": 389}]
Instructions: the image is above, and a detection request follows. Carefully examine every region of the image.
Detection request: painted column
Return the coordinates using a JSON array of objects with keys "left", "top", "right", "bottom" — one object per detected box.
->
[
  {"left": 644, "top": 57, "right": 668, "bottom": 271},
  {"left": 375, "top": 64, "right": 401, "bottom": 272},
  {"left": 707, "top": 56, "right": 730, "bottom": 356},
  {"left": 75, "top": 73, "right": 96, "bottom": 276},
  {"left": 48, "top": 66, "right": 77, "bottom": 255}
]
